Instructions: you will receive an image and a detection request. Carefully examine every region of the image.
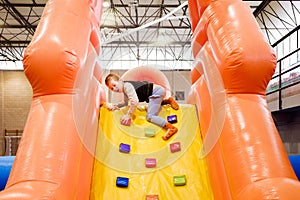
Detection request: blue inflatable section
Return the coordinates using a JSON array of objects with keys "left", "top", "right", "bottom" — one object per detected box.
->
[
  {"left": 289, "top": 155, "right": 300, "bottom": 180},
  {"left": 0, "top": 155, "right": 298, "bottom": 191},
  {"left": 0, "top": 156, "right": 15, "bottom": 191}
]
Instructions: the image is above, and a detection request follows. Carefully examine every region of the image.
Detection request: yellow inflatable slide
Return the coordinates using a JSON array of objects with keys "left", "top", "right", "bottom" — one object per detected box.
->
[{"left": 90, "top": 105, "right": 213, "bottom": 199}]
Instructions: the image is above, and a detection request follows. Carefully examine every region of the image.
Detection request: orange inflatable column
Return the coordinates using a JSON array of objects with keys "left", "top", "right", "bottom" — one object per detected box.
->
[
  {"left": 187, "top": 0, "right": 200, "bottom": 32},
  {"left": 189, "top": 0, "right": 300, "bottom": 199},
  {"left": 187, "top": 75, "right": 233, "bottom": 200},
  {"left": 0, "top": 0, "right": 103, "bottom": 199}
]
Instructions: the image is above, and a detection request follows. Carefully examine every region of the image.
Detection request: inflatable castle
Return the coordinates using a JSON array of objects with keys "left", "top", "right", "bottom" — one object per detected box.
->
[{"left": 0, "top": 0, "right": 299, "bottom": 199}]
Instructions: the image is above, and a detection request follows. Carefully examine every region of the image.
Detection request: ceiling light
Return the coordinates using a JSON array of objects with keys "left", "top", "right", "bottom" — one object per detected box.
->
[{"left": 103, "top": 1, "right": 110, "bottom": 8}]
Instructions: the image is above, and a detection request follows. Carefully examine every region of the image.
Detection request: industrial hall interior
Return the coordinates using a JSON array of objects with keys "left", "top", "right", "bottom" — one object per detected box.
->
[{"left": 0, "top": 0, "right": 300, "bottom": 199}]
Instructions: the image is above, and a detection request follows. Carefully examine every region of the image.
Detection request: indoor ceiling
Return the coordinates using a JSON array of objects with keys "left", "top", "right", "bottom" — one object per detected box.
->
[{"left": 0, "top": 0, "right": 299, "bottom": 70}]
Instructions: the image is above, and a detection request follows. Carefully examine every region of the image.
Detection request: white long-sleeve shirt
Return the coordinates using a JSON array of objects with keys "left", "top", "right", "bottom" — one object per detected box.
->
[{"left": 116, "top": 82, "right": 139, "bottom": 115}]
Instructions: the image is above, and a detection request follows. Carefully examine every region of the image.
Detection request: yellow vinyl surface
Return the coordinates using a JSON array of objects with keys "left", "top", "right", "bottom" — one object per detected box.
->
[{"left": 90, "top": 104, "right": 214, "bottom": 199}]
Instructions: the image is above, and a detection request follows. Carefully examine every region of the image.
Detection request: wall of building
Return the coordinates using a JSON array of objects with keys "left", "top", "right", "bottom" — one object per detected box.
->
[
  {"left": 272, "top": 106, "right": 300, "bottom": 155},
  {"left": 0, "top": 70, "right": 32, "bottom": 155},
  {"left": 267, "top": 85, "right": 300, "bottom": 154},
  {"left": 267, "top": 84, "right": 300, "bottom": 112}
]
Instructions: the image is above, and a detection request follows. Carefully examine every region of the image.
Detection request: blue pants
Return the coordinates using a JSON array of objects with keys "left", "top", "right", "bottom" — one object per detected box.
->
[{"left": 146, "top": 86, "right": 167, "bottom": 128}]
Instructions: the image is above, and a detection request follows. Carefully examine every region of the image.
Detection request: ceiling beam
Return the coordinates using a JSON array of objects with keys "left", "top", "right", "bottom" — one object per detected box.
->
[
  {"left": 1, "top": 0, "right": 36, "bottom": 35},
  {"left": 1, "top": 24, "right": 190, "bottom": 29},
  {"left": 102, "top": 40, "right": 190, "bottom": 45},
  {"left": 253, "top": 0, "right": 271, "bottom": 17},
  {"left": 112, "top": 4, "right": 183, "bottom": 8},
  {"left": 0, "top": 3, "right": 45, "bottom": 7}
]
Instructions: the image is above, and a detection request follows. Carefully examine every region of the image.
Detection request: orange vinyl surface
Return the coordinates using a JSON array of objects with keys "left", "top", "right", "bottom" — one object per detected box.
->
[{"left": 188, "top": 0, "right": 300, "bottom": 199}]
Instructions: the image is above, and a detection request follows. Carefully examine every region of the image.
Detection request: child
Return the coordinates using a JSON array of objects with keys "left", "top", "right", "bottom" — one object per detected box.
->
[{"left": 104, "top": 73, "right": 179, "bottom": 140}]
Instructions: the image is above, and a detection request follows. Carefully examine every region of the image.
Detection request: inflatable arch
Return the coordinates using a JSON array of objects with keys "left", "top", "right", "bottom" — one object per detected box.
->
[{"left": 0, "top": 0, "right": 299, "bottom": 199}]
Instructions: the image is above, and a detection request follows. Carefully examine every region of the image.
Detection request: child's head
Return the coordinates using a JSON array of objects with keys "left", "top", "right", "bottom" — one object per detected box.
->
[
  {"left": 105, "top": 73, "right": 122, "bottom": 92},
  {"left": 105, "top": 73, "right": 119, "bottom": 85}
]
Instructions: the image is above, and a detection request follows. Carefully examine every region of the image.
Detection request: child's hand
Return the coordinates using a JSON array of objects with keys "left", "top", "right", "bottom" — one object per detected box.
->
[
  {"left": 103, "top": 103, "right": 119, "bottom": 111},
  {"left": 120, "top": 114, "right": 131, "bottom": 126},
  {"left": 109, "top": 105, "right": 120, "bottom": 111}
]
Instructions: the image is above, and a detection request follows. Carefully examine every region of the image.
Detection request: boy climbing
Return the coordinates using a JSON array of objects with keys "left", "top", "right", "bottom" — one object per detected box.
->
[{"left": 104, "top": 73, "right": 179, "bottom": 140}]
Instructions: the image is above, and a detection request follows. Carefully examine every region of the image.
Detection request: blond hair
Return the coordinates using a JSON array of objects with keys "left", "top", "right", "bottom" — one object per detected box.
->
[{"left": 105, "top": 73, "right": 120, "bottom": 86}]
